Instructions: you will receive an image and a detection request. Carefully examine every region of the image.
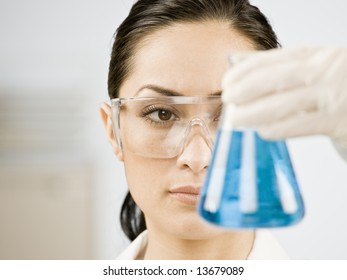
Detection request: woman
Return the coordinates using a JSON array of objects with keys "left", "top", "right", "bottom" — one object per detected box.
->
[{"left": 100, "top": 0, "right": 288, "bottom": 259}]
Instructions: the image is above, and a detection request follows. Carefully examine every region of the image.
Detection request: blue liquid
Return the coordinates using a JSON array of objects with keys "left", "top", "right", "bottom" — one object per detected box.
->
[{"left": 198, "top": 130, "right": 305, "bottom": 228}]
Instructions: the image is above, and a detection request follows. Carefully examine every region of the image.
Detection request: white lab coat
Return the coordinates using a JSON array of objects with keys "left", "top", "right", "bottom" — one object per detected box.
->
[
  {"left": 116, "top": 230, "right": 289, "bottom": 260},
  {"left": 332, "top": 140, "right": 347, "bottom": 162}
]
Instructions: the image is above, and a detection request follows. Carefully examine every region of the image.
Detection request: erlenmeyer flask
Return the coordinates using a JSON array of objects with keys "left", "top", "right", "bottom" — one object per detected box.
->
[{"left": 197, "top": 106, "right": 305, "bottom": 228}]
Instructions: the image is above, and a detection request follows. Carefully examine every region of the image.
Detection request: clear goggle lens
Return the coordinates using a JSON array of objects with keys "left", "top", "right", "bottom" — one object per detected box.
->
[{"left": 110, "top": 96, "right": 222, "bottom": 158}]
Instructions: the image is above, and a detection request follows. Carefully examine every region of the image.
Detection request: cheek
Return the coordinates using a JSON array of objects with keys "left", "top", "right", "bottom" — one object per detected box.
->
[{"left": 123, "top": 153, "right": 171, "bottom": 210}]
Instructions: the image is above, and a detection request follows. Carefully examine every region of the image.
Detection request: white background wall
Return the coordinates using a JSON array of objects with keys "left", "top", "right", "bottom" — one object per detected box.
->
[{"left": 0, "top": 0, "right": 346, "bottom": 259}]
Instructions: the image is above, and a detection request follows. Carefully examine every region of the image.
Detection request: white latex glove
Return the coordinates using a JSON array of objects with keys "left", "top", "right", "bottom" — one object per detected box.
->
[{"left": 222, "top": 46, "right": 347, "bottom": 151}]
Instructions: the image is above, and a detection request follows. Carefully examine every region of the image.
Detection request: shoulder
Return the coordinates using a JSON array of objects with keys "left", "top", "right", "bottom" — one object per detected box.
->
[
  {"left": 247, "top": 230, "right": 290, "bottom": 260},
  {"left": 116, "top": 230, "right": 148, "bottom": 260},
  {"left": 331, "top": 139, "right": 347, "bottom": 162}
]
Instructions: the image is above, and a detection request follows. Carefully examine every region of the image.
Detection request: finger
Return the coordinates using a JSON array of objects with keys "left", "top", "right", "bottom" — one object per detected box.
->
[
  {"left": 224, "top": 46, "right": 314, "bottom": 85},
  {"left": 223, "top": 61, "right": 314, "bottom": 105},
  {"left": 257, "top": 112, "right": 330, "bottom": 140},
  {"left": 227, "top": 51, "right": 257, "bottom": 67},
  {"left": 222, "top": 46, "right": 317, "bottom": 104},
  {"left": 231, "top": 86, "right": 318, "bottom": 127}
]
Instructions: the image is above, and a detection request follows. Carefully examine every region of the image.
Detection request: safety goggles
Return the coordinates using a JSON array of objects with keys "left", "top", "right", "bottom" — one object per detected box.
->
[{"left": 110, "top": 96, "right": 222, "bottom": 159}]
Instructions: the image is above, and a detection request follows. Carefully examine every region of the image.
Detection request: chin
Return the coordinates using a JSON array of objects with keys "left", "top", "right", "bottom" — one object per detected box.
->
[{"left": 167, "top": 213, "right": 226, "bottom": 240}]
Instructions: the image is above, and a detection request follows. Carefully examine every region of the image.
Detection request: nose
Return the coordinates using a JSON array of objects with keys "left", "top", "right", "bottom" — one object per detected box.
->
[{"left": 176, "top": 119, "right": 213, "bottom": 173}]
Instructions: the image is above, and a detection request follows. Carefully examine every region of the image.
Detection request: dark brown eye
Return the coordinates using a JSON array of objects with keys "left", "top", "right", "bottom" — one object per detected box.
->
[
  {"left": 158, "top": 110, "right": 172, "bottom": 121},
  {"left": 142, "top": 105, "right": 177, "bottom": 124}
]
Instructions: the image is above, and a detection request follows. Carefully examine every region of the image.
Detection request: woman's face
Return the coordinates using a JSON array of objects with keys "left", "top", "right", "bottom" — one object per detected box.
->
[{"left": 113, "top": 21, "right": 254, "bottom": 239}]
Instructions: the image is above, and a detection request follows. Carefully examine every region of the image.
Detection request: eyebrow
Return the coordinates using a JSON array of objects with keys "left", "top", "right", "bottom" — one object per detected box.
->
[{"left": 135, "top": 84, "right": 222, "bottom": 97}]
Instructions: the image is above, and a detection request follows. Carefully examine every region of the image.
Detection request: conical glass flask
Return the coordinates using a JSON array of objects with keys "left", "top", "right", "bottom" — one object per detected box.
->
[{"left": 198, "top": 105, "right": 305, "bottom": 228}]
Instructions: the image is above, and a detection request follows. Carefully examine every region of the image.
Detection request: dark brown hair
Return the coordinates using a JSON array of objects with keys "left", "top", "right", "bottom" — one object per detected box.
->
[{"left": 108, "top": 0, "right": 280, "bottom": 241}]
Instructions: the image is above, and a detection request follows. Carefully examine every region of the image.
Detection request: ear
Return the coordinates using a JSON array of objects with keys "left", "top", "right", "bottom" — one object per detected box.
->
[{"left": 99, "top": 102, "right": 124, "bottom": 161}]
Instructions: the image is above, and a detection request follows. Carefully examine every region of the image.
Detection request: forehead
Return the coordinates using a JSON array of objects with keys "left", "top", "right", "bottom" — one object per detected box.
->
[{"left": 120, "top": 21, "right": 255, "bottom": 98}]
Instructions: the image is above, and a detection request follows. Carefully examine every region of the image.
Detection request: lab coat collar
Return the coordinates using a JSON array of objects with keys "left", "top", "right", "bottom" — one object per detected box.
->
[{"left": 116, "top": 229, "right": 289, "bottom": 260}]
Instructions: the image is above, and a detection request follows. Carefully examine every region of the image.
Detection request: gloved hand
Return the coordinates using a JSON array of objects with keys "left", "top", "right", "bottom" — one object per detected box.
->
[{"left": 222, "top": 46, "right": 347, "bottom": 151}]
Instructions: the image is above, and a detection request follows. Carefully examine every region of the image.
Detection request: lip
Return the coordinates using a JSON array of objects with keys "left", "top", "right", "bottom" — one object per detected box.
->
[{"left": 169, "top": 186, "right": 201, "bottom": 206}]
